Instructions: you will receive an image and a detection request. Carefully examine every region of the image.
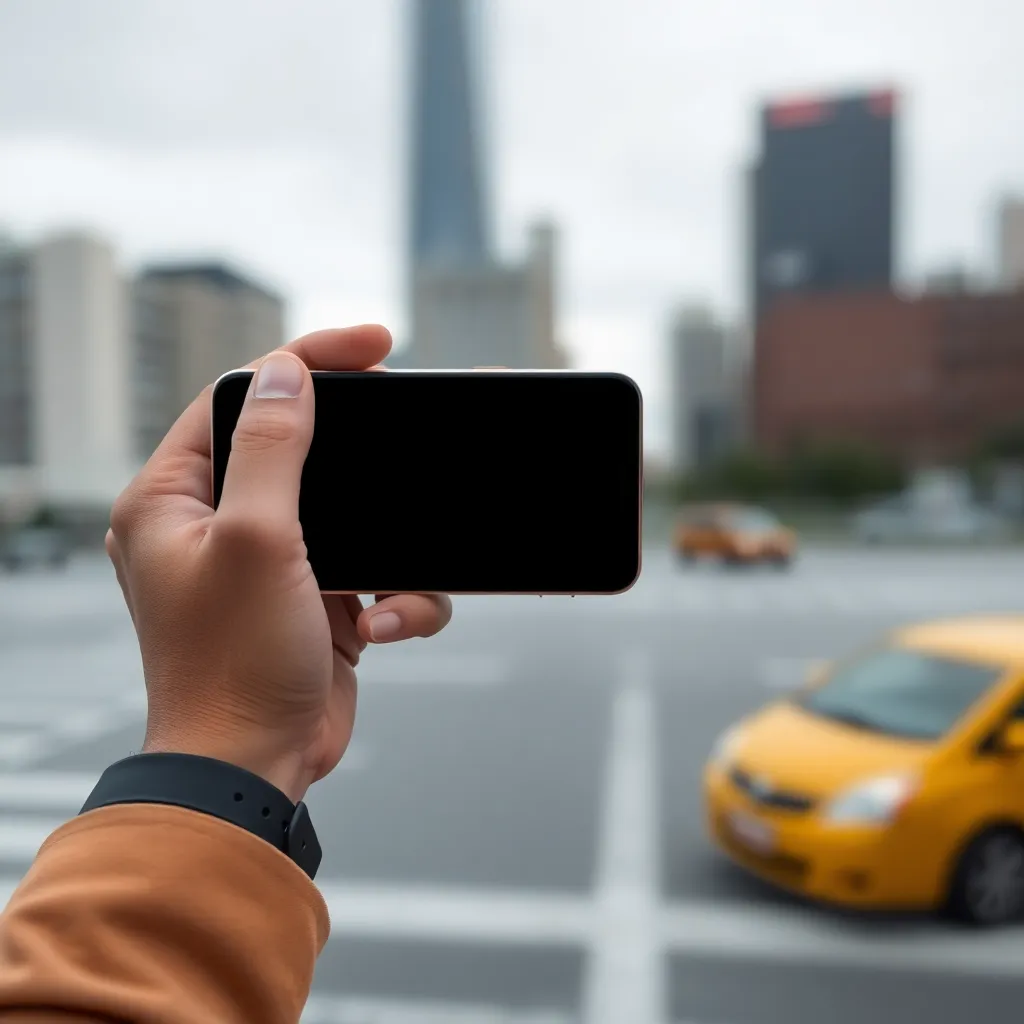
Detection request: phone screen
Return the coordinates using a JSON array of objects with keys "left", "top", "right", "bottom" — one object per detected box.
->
[{"left": 211, "top": 370, "right": 642, "bottom": 594}]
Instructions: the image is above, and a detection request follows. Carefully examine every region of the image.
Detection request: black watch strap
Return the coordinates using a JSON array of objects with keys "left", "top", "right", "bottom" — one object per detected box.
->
[{"left": 80, "top": 753, "right": 322, "bottom": 880}]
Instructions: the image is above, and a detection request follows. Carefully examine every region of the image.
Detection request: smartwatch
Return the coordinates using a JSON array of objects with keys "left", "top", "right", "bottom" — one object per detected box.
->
[{"left": 80, "top": 752, "right": 322, "bottom": 880}]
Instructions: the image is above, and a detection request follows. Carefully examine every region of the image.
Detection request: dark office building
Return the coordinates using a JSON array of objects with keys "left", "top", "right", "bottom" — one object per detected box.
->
[{"left": 750, "top": 89, "right": 897, "bottom": 322}]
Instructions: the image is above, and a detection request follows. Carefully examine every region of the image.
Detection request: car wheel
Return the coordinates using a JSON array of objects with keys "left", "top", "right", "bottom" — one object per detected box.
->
[
  {"left": 677, "top": 548, "right": 696, "bottom": 565},
  {"left": 770, "top": 553, "right": 793, "bottom": 571},
  {"left": 947, "top": 827, "right": 1024, "bottom": 926}
]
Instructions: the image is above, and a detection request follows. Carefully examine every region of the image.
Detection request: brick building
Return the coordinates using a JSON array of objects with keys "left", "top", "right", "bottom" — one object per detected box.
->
[{"left": 754, "top": 290, "right": 1024, "bottom": 464}]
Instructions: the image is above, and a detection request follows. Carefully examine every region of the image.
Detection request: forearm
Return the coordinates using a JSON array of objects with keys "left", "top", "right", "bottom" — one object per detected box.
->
[{"left": 0, "top": 805, "right": 329, "bottom": 1023}]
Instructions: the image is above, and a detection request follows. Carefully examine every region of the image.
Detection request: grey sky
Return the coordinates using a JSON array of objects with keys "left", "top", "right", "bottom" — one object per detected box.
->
[{"left": 0, "top": 0, "right": 1022, "bottom": 455}]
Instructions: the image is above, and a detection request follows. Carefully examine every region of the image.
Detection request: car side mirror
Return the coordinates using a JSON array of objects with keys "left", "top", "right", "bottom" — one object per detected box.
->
[{"left": 999, "top": 721, "right": 1024, "bottom": 754}]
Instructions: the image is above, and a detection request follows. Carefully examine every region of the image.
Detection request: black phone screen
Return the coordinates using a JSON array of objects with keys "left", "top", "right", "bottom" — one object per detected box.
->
[{"left": 211, "top": 370, "right": 642, "bottom": 594}]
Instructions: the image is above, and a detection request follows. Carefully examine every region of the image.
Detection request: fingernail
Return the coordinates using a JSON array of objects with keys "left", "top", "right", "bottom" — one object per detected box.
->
[
  {"left": 254, "top": 353, "right": 304, "bottom": 399},
  {"left": 369, "top": 611, "right": 402, "bottom": 642}
]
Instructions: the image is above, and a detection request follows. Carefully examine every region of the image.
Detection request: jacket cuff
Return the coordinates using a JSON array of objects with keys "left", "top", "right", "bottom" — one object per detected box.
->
[{"left": 0, "top": 804, "right": 330, "bottom": 1024}]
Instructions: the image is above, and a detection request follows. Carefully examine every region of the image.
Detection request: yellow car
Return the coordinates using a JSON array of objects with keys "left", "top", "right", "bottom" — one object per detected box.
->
[{"left": 704, "top": 617, "right": 1024, "bottom": 925}]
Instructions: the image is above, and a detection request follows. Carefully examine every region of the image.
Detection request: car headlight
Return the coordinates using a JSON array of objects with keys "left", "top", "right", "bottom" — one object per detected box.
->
[
  {"left": 710, "top": 724, "right": 743, "bottom": 767},
  {"left": 822, "top": 773, "right": 918, "bottom": 825}
]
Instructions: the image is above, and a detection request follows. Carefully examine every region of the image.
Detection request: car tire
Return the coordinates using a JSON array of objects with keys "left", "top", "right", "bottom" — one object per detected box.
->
[
  {"left": 946, "top": 827, "right": 1024, "bottom": 927},
  {"left": 677, "top": 549, "right": 696, "bottom": 565},
  {"left": 770, "top": 553, "right": 793, "bottom": 571}
]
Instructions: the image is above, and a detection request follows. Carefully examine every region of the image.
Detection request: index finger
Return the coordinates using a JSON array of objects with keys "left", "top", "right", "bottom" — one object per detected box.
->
[{"left": 134, "top": 324, "right": 393, "bottom": 506}]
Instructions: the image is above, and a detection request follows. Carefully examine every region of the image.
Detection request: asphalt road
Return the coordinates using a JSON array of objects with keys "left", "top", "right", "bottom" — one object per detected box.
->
[{"left": 2, "top": 545, "right": 1024, "bottom": 1023}]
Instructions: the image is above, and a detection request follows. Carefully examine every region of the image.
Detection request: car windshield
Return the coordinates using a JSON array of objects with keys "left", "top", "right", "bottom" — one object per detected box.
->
[
  {"left": 795, "top": 647, "right": 1003, "bottom": 740},
  {"left": 730, "top": 509, "right": 779, "bottom": 532}
]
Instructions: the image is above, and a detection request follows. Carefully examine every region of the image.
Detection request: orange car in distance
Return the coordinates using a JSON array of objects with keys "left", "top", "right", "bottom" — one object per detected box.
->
[{"left": 674, "top": 503, "right": 797, "bottom": 568}]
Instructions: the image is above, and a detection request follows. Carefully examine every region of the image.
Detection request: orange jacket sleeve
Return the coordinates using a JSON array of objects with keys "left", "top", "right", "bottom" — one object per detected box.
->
[{"left": 0, "top": 804, "right": 330, "bottom": 1023}]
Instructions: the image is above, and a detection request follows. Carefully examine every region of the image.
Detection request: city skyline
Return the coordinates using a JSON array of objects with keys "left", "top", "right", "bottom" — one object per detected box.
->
[{"left": 0, "top": 0, "right": 1022, "bottom": 454}]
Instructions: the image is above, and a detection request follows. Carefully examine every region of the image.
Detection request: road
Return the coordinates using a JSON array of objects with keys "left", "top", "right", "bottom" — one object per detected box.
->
[{"left": 2, "top": 545, "right": 1024, "bottom": 1023}]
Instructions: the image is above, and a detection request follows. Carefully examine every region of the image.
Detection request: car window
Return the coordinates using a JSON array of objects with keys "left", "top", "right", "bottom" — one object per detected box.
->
[
  {"left": 681, "top": 508, "right": 717, "bottom": 528},
  {"left": 795, "top": 647, "right": 1003, "bottom": 740},
  {"left": 730, "top": 509, "right": 779, "bottom": 532}
]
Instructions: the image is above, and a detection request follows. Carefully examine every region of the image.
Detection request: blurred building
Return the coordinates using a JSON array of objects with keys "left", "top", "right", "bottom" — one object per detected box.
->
[
  {"left": 750, "top": 88, "right": 897, "bottom": 323},
  {"left": 0, "top": 231, "right": 134, "bottom": 518},
  {"left": 923, "top": 266, "right": 976, "bottom": 295},
  {"left": 133, "top": 263, "right": 285, "bottom": 458},
  {"left": 670, "top": 307, "right": 745, "bottom": 473},
  {"left": 403, "top": 0, "right": 567, "bottom": 369},
  {"left": 409, "top": 222, "right": 566, "bottom": 368},
  {"left": 0, "top": 241, "right": 31, "bottom": 476},
  {"left": 754, "top": 290, "right": 1024, "bottom": 463},
  {"left": 998, "top": 197, "right": 1024, "bottom": 290}
]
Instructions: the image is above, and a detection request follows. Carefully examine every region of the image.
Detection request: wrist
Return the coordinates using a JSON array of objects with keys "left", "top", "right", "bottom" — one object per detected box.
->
[{"left": 141, "top": 736, "right": 315, "bottom": 804}]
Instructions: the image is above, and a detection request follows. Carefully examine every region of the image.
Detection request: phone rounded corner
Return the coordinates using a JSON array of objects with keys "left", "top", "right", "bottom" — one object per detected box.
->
[
  {"left": 608, "top": 561, "right": 643, "bottom": 596},
  {"left": 211, "top": 367, "right": 254, "bottom": 400},
  {"left": 604, "top": 370, "right": 643, "bottom": 403}
]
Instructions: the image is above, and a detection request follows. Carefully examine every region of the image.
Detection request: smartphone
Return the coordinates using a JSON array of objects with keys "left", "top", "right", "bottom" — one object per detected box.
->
[{"left": 211, "top": 369, "right": 643, "bottom": 595}]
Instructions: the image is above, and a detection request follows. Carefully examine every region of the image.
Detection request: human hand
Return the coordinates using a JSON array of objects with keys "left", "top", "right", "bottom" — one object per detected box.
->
[{"left": 106, "top": 326, "right": 452, "bottom": 802}]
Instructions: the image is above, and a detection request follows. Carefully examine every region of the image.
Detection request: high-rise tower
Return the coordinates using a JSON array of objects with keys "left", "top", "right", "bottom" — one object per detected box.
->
[
  {"left": 402, "top": 0, "right": 566, "bottom": 369},
  {"left": 750, "top": 88, "right": 897, "bottom": 324},
  {"left": 409, "top": 0, "right": 489, "bottom": 270}
]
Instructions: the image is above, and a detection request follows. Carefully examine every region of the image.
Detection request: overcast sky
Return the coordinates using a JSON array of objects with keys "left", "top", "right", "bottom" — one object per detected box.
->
[{"left": 1, "top": 0, "right": 1022, "bottom": 454}]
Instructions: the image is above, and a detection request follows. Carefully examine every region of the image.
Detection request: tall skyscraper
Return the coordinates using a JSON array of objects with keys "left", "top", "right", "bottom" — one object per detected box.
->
[
  {"left": 750, "top": 89, "right": 897, "bottom": 323},
  {"left": 404, "top": 0, "right": 567, "bottom": 369},
  {"left": 133, "top": 262, "right": 285, "bottom": 458},
  {"left": 409, "top": 0, "right": 489, "bottom": 270}
]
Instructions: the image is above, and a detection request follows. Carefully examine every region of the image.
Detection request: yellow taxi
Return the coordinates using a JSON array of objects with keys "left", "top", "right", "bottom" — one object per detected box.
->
[
  {"left": 704, "top": 617, "right": 1024, "bottom": 925},
  {"left": 674, "top": 503, "right": 797, "bottom": 568}
]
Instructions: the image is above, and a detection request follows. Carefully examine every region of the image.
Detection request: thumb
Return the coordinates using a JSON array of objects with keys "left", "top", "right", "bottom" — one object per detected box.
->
[{"left": 216, "top": 351, "right": 314, "bottom": 527}]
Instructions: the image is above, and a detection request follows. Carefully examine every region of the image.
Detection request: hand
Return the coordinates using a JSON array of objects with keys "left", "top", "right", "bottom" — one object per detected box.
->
[{"left": 106, "top": 326, "right": 452, "bottom": 803}]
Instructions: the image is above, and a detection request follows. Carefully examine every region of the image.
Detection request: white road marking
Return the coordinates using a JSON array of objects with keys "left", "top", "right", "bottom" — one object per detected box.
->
[
  {"left": 0, "top": 816, "right": 67, "bottom": 860},
  {"left": 584, "top": 653, "right": 662, "bottom": 1024},
  {"left": 300, "top": 994, "right": 572, "bottom": 1023},
  {"left": 317, "top": 883, "right": 590, "bottom": 945},
  {"left": 660, "top": 899, "right": 1024, "bottom": 977},
  {"left": 357, "top": 654, "right": 507, "bottom": 687},
  {"left": 0, "top": 771, "right": 97, "bottom": 810},
  {"left": 4, "top": 863, "right": 1024, "bottom": 983},
  {"left": 0, "top": 732, "right": 39, "bottom": 762},
  {"left": 0, "top": 703, "right": 97, "bottom": 726}
]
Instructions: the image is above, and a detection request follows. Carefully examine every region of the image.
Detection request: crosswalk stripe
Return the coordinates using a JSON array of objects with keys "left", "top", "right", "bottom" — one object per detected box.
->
[
  {"left": 300, "top": 994, "right": 572, "bottom": 1024},
  {"left": 0, "top": 733, "right": 41, "bottom": 762},
  {"left": 0, "top": 704, "right": 104, "bottom": 726},
  {"left": 357, "top": 654, "right": 508, "bottom": 687},
  {"left": 0, "top": 817, "right": 66, "bottom": 860},
  {"left": 10, "top": 863, "right": 1024, "bottom": 982},
  {"left": 660, "top": 899, "right": 1024, "bottom": 977},
  {"left": 0, "top": 771, "right": 97, "bottom": 810},
  {"left": 316, "top": 883, "right": 590, "bottom": 944}
]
